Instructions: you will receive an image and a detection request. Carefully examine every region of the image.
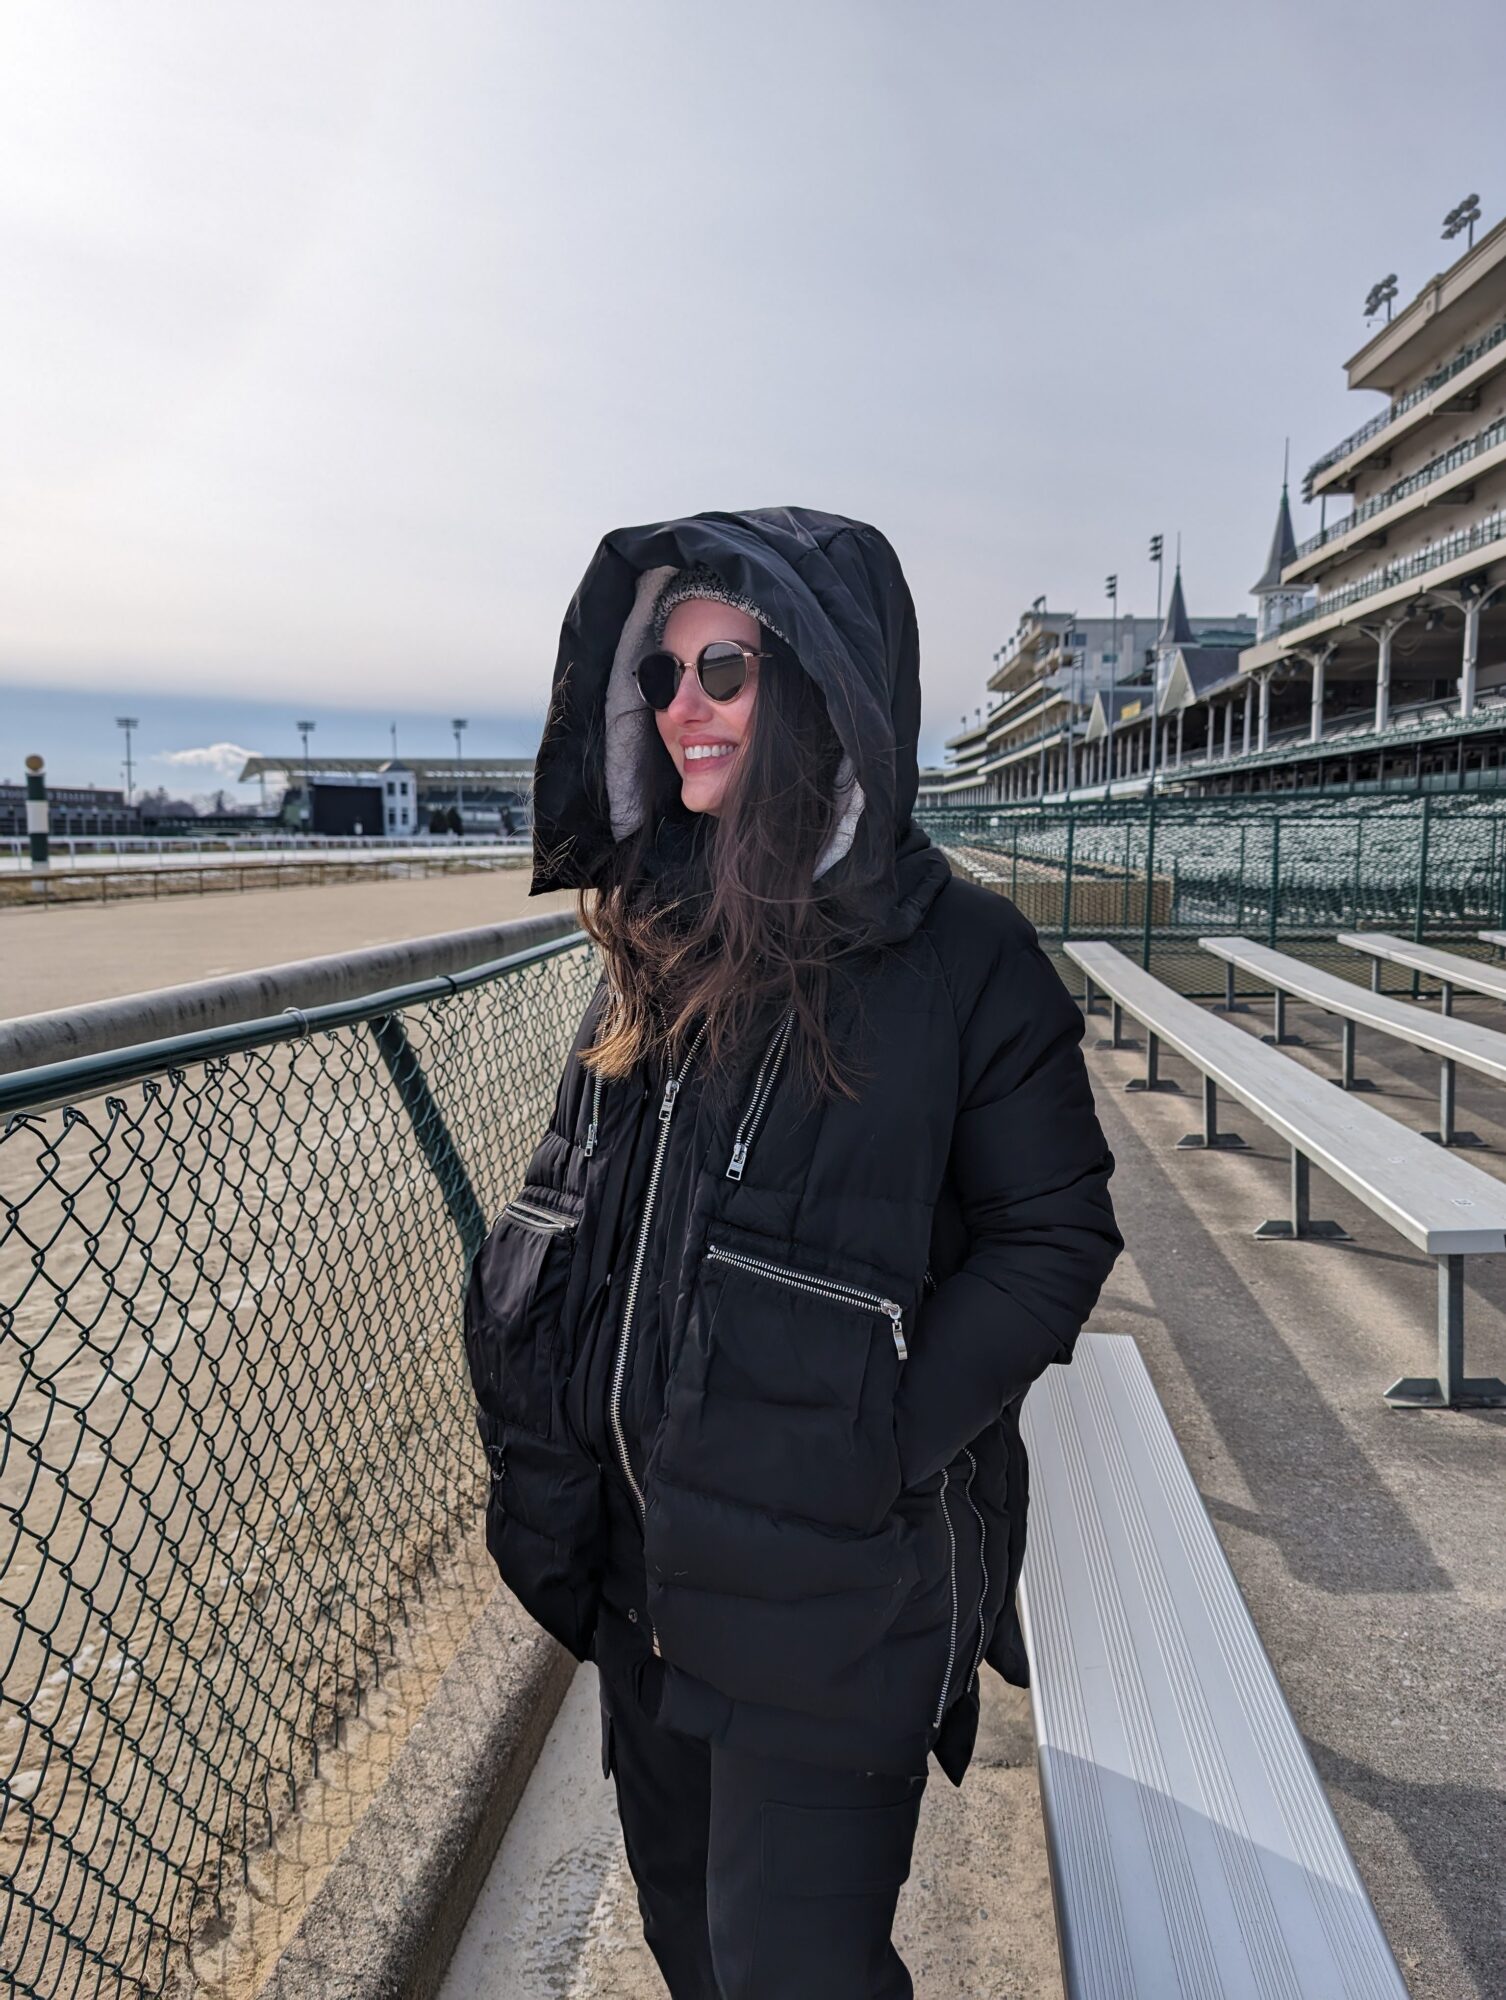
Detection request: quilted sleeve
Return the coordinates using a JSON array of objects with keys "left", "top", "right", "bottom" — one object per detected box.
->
[{"left": 893, "top": 928, "right": 1123, "bottom": 1489}]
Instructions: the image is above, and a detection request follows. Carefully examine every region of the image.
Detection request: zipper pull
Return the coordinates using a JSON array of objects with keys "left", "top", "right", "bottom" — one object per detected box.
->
[
  {"left": 583, "top": 1116, "right": 598, "bottom": 1156},
  {"left": 658, "top": 1076, "right": 681, "bottom": 1122},
  {"left": 726, "top": 1139, "right": 749, "bottom": 1181},
  {"left": 885, "top": 1302, "right": 908, "bottom": 1360}
]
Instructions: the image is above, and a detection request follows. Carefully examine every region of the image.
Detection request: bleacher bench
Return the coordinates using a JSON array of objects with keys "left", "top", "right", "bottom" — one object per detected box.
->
[
  {"left": 1067, "top": 940, "right": 1506, "bottom": 1410},
  {"left": 1020, "top": 1335, "right": 1410, "bottom": 1999}
]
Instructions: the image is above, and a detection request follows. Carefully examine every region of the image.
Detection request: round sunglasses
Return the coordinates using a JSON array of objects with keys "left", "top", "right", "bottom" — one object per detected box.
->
[{"left": 634, "top": 640, "right": 769, "bottom": 712}]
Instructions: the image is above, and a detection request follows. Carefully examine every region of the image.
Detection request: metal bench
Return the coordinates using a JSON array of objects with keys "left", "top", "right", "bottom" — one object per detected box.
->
[
  {"left": 1337, "top": 931, "right": 1506, "bottom": 1010},
  {"left": 1067, "top": 939, "right": 1506, "bottom": 1409},
  {"left": 1019, "top": 1334, "right": 1410, "bottom": 2000},
  {"left": 1201, "top": 934, "right": 1506, "bottom": 1150}
]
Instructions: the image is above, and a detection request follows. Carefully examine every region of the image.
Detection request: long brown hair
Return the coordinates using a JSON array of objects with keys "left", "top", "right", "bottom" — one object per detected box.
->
[{"left": 575, "top": 628, "right": 894, "bottom": 1109}]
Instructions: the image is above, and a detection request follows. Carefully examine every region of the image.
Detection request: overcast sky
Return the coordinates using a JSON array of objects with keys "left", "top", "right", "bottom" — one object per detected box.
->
[{"left": 3, "top": 0, "right": 1504, "bottom": 785}]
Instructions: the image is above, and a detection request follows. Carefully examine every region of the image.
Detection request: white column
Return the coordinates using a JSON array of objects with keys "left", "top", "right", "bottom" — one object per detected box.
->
[
  {"left": 1310, "top": 653, "right": 1325, "bottom": 744},
  {"left": 1223, "top": 699, "right": 1234, "bottom": 761},
  {"left": 1257, "top": 671, "right": 1271, "bottom": 752},
  {"left": 1376, "top": 626, "right": 1393, "bottom": 732},
  {"left": 1460, "top": 600, "right": 1480, "bottom": 718},
  {"left": 1176, "top": 708, "right": 1185, "bottom": 767},
  {"left": 1243, "top": 681, "right": 1254, "bottom": 755}
]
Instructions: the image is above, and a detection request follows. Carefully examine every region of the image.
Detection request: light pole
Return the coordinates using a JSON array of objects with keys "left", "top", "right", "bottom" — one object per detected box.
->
[
  {"left": 1148, "top": 537, "right": 1164, "bottom": 791},
  {"left": 1364, "top": 274, "right": 1398, "bottom": 324},
  {"left": 1443, "top": 194, "right": 1481, "bottom": 251},
  {"left": 452, "top": 718, "right": 467, "bottom": 831},
  {"left": 1105, "top": 574, "right": 1119, "bottom": 796},
  {"left": 115, "top": 716, "right": 139, "bottom": 808},
  {"left": 296, "top": 719, "right": 316, "bottom": 829}
]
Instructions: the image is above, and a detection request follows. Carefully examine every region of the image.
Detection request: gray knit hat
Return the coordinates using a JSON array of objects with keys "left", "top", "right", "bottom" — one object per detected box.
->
[{"left": 650, "top": 562, "right": 791, "bottom": 646}]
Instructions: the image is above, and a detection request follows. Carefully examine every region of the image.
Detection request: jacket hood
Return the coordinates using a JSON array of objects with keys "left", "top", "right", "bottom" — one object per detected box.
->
[{"left": 529, "top": 506, "right": 950, "bottom": 939}]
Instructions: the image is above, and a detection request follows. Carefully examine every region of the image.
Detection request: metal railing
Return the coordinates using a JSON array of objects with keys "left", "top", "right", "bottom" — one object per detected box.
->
[
  {"left": 1, "top": 917, "right": 599, "bottom": 2000},
  {"left": 1291, "top": 413, "right": 1506, "bottom": 564},
  {"left": 1273, "top": 508, "right": 1506, "bottom": 642},
  {"left": 1303, "top": 309, "right": 1506, "bottom": 497}
]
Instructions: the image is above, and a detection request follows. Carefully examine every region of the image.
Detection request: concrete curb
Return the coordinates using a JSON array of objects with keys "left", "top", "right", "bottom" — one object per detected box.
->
[{"left": 253, "top": 1589, "right": 577, "bottom": 2000}]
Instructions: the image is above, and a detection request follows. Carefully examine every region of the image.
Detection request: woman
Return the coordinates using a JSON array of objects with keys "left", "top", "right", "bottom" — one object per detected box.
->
[{"left": 464, "top": 505, "right": 1122, "bottom": 1997}]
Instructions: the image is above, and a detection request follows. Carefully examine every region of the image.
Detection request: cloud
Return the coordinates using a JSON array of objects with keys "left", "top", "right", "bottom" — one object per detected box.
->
[{"left": 155, "top": 741, "right": 261, "bottom": 779}]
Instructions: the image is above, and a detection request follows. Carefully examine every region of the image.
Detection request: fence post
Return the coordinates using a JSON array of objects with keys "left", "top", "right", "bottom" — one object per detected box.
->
[
  {"left": 1412, "top": 792, "right": 1432, "bottom": 998},
  {"left": 369, "top": 1013, "right": 489, "bottom": 1263},
  {"left": 1061, "top": 811, "right": 1075, "bottom": 942},
  {"left": 1267, "top": 817, "right": 1281, "bottom": 948},
  {"left": 1140, "top": 789, "right": 1158, "bottom": 971}
]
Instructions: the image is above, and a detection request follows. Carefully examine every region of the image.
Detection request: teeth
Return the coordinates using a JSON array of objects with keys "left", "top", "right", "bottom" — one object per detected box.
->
[{"left": 684, "top": 744, "right": 735, "bottom": 762}]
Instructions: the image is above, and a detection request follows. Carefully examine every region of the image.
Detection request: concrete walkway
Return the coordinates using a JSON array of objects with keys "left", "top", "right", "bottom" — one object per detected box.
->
[{"left": 439, "top": 1665, "right": 1062, "bottom": 2000}]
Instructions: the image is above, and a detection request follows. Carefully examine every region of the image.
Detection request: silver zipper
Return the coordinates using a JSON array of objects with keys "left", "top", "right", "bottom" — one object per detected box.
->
[
  {"left": 583, "top": 1067, "right": 602, "bottom": 1156},
  {"left": 961, "top": 1445, "right": 989, "bottom": 1692},
  {"left": 704, "top": 1241, "right": 908, "bottom": 1359},
  {"left": 725, "top": 1008, "right": 796, "bottom": 1180},
  {"left": 933, "top": 1466, "right": 959, "bottom": 1728},
  {"left": 608, "top": 1021, "right": 710, "bottom": 1657},
  {"left": 502, "top": 1196, "right": 579, "bottom": 1234}
]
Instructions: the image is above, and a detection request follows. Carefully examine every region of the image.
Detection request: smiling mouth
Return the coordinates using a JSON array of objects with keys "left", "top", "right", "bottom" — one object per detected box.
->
[{"left": 683, "top": 744, "right": 736, "bottom": 763}]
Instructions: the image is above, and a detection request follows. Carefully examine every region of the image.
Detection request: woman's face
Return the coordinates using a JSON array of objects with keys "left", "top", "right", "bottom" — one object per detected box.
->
[{"left": 653, "top": 599, "right": 761, "bottom": 817}]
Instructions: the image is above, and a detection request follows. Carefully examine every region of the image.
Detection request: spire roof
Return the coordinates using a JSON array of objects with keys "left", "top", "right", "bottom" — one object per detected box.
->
[
  {"left": 1159, "top": 564, "right": 1194, "bottom": 649},
  {"left": 1253, "top": 484, "right": 1298, "bottom": 594}
]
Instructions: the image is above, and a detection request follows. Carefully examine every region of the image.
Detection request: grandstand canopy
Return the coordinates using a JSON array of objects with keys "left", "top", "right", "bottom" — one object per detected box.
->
[{"left": 238, "top": 754, "right": 537, "bottom": 792}]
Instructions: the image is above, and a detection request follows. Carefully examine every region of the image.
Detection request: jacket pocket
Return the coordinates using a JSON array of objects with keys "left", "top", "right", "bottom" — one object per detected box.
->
[
  {"left": 463, "top": 1188, "right": 583, "bottom": 1441},
  {"left": 652, "top": 1226, "right": 911, "bottom": 1536}
]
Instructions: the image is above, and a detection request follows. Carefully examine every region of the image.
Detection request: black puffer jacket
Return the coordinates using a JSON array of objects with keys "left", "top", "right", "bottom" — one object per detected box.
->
[{"left": 464, "top": 507, "right": 1122, "bottom": 1784}]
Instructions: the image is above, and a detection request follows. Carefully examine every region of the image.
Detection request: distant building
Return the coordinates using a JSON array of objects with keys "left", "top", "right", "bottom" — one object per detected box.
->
[
  {"left": 924, "top": 591, "right": 1252, "bottom": 807},
  {"left": 238, "top": 754, "right": 532, "bottom": 836},
  {"left": 0, "top": 782, "right": 139, "bottom": 837}
]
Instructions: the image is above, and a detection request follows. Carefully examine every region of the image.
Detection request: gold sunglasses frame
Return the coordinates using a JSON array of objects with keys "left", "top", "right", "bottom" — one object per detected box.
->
[{"left": 633, "top": 641, "right": 771, "bottom": 710}]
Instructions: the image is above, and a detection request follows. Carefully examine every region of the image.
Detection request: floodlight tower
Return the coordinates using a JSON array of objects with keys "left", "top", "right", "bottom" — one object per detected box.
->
[
  {"left": 1363, "top": 274, "right": 1399, "bottom": 323},
  {"left": 296, "top": 720, "right": 316, "bottom": 828},
  {"left": 115, "top": 716, "right": 139, "bottom": 807},
  {"left": 452, "top": 718, "right": 468, "bottom": 824},
  {"left": 1147, "top": 539, "right": 1164, "bottom": 789},
  {"left": 1443, "top": 193, "right": 1481, "bottom": 250},
  {"left": 1105, "top": 574, "right": 1119, "bottom": 793}
]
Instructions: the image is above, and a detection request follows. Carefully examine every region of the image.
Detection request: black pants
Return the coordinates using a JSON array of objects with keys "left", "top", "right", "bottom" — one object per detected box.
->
[{"left": 597, "top": 1670, "right": 928, "bottom": 1999}]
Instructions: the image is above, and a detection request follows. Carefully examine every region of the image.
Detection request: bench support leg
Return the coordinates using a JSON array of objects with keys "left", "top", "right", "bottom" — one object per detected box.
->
[
  {"left": 1260, "top": 987, "right": 1304, "bottom": 1047},
  {"left": 1422, "top": 1056, "right": 1484, "bottom": 1147},
  {"left": 1095, "top": 997, "right": 1141, "bottom": 1051},
  {"left": 1329, "top": 1017, "right": 1377, "bottom": 1091},
  {"left": 1083, "top": 975, "right": 1098, "bottom": 1016},
  {"left": 1125, "top": 1030, "right": 1175, "bottom": 1092},
  {"left": 1254, "top": 1148, "right": 1349, "bottom": 1240},
  {"left": 1178, "top": 1074, "right": 1247, "bottom": 1149},
  {"left": 1215, "top": 962, "right": 1248, "bottom": 1014},
  {"left": 1385, "top": 1256, "right": 1506, "bottom": 1409},
  {"left": 1371, "top": 958, "right": 1383, "bottom": 993}
]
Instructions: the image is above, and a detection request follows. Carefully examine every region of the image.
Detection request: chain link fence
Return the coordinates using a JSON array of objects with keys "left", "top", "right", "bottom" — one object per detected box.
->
[
  {"left": 918, "top": 792, "right": 1506, "bottom": 997},
  {"left": 1, "top": 927, "right": 600, "bottom": 2000}
]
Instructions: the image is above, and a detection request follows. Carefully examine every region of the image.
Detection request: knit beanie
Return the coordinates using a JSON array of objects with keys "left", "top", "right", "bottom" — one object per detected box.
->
[{"left": 650, "top": 562, "right": 792, "bottom": 647}]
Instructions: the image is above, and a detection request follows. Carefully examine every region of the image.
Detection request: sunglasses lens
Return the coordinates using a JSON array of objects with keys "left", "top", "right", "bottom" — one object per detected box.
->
[
  {"left": 636, "top": 652, "right": 681, "bottom": 710},
  {"left": 698, "top": 643, "right": 749, "bottom": 701}
]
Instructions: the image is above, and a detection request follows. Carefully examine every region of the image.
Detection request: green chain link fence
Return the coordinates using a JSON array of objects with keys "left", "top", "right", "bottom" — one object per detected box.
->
[
  {"left": 917, "top": 792, "right": 1506, "bottom": 998},
  {"left": 1, "top": 927, "right": 601, "bottom": 2000}
]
